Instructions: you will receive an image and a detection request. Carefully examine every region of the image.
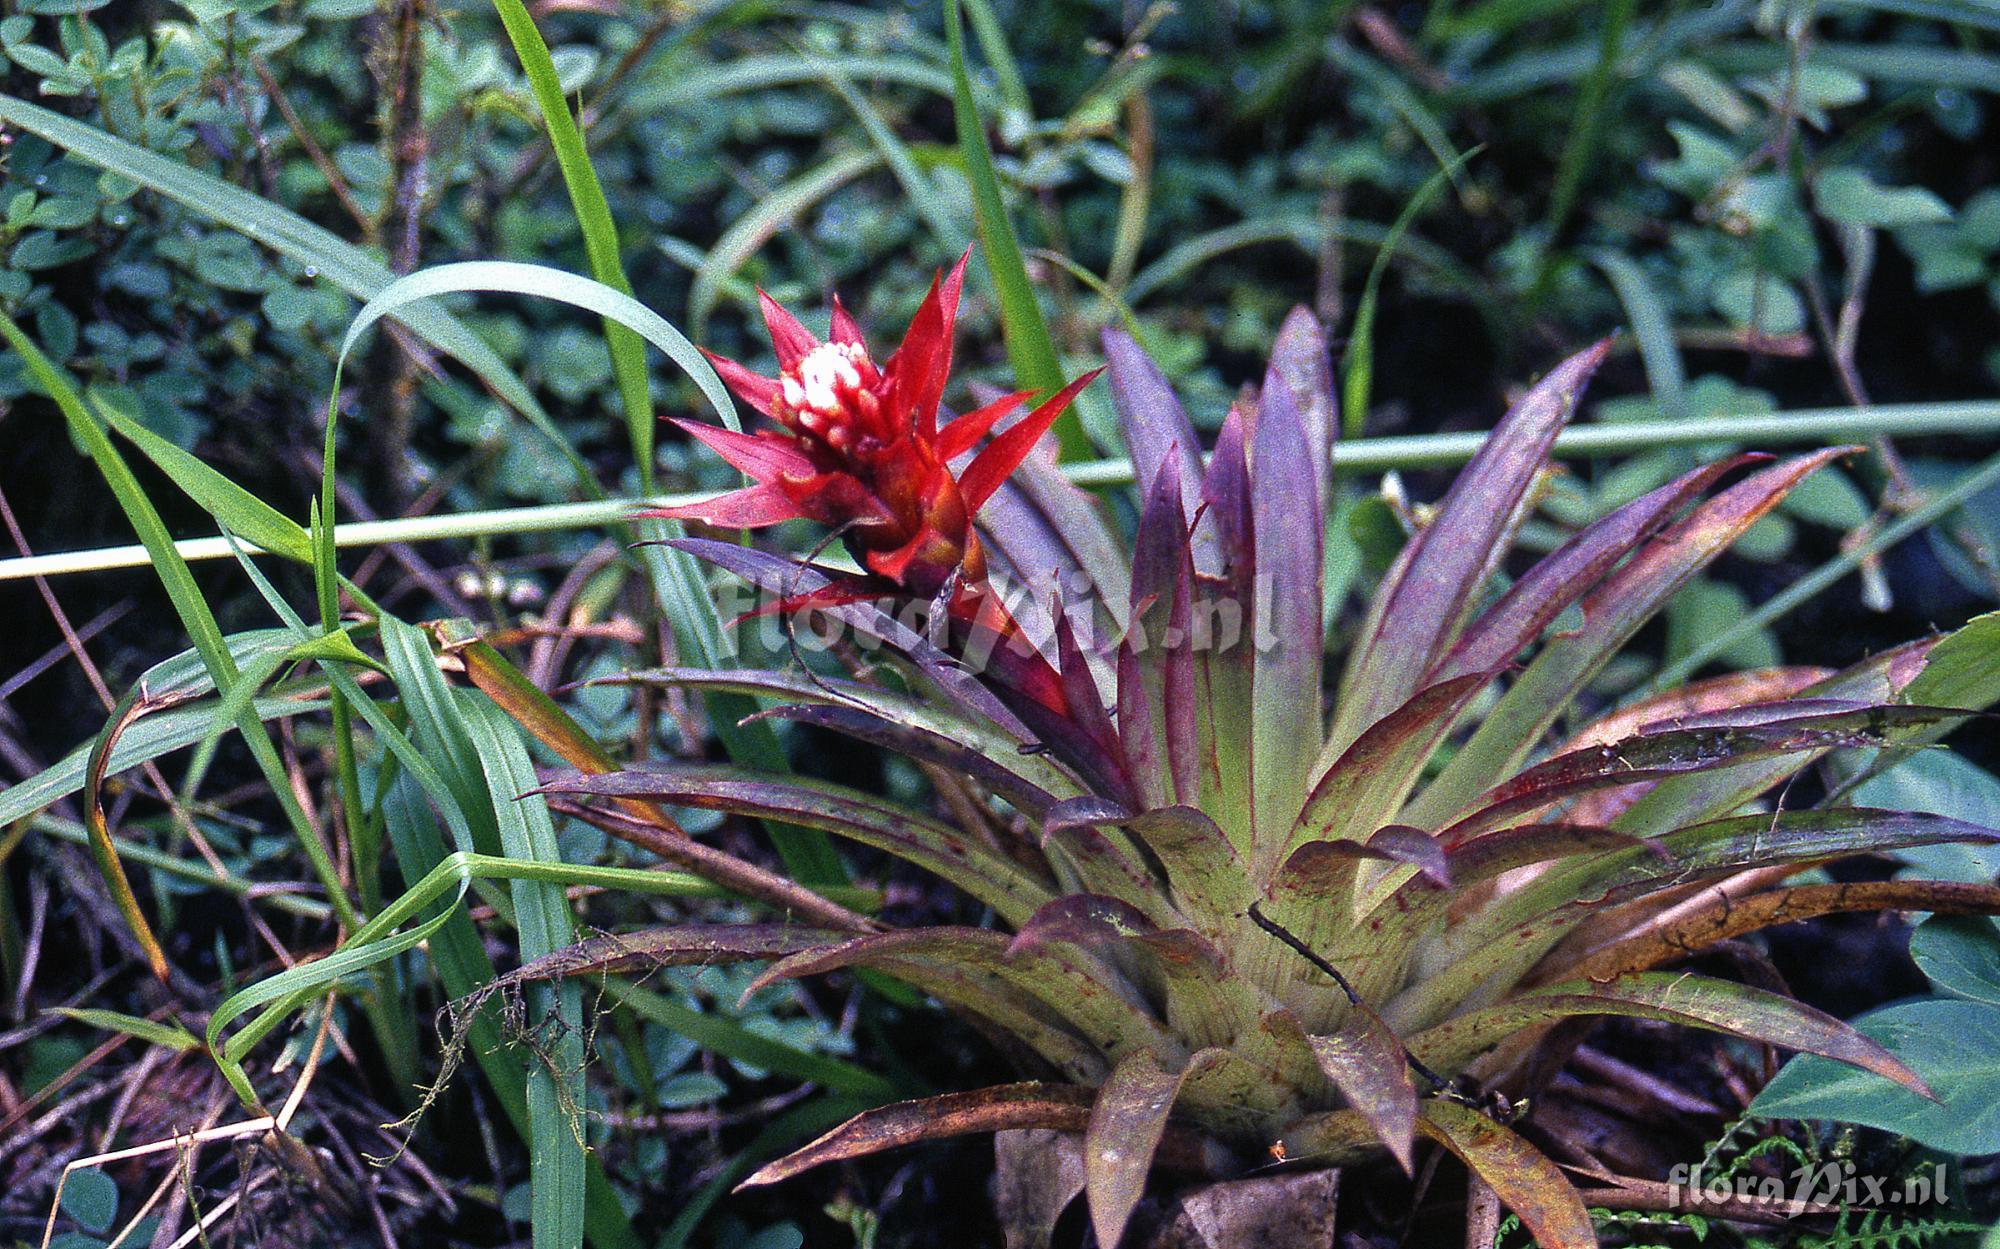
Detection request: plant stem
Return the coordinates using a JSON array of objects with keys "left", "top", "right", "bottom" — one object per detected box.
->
[{"left": 8, "top": 401, "right": 1999, "bottom": 583}]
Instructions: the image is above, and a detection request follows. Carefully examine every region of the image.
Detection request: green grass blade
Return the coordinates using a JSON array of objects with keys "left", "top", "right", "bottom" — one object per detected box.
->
[
  {"left": 490, "top": 0, "right": 655, "bottom": 488},
  {"left": 0, "top": 93, "right": 594, "bottom": 496},
  {"left": 943, "top": 0, "right": 1089, "bottom": 457},
  {"left": 0, "top": 691, "right": 326, "bottom": 828},
  {"left": 1590, "top": 248, "right": 1689, "bottom": 423},
  {"left": 1532, "top": 0, "right": 1640, "bottom": 297},
  {"left": 1342, "top": 150, "right": 1478, "bottom": 437},
  {"left": 1, "top": 314, "right": 365, "bottom": 931},
  {"left": 332, "top": 263, "right": 846, "bottom": 883},
  {"left": 336, "top": 260, "right": 737, "bottom": 433},
  {"left": 380, "top": 777, "right": 639, "bottom": 1249},
  {"left": 958, "top": 0, "right": 1031, "bottom": 120},
  {"left": 461, "top": 697, "right": 586, "bottom": 1249}
]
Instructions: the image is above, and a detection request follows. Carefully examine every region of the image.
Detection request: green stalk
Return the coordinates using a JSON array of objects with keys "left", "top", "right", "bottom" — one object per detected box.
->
[
  {"left": 944, "top": 0, "right": 1091, "bottom": 458},
  {"left": 12, "top": 401, "right": 1999, "bottom": 584}
]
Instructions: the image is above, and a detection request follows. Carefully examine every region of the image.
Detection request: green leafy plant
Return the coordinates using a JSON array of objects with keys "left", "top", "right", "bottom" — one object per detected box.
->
[{"left": 512, "top": 278, "right": 2000, "bottom": 1247}]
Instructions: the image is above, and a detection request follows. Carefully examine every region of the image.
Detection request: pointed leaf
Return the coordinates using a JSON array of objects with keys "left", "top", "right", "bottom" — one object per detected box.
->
[
  {"left": 1086, "top": 1051, "right": 1189, "bottom": 1249},
  {"left": 1431, "top": 456, "right": 1760, "bottom": 683},
  {"left": 740, "top": 1085, "right": 1096, "bottom": 1189},
  {"left": 1411, "top": 446, "right": 1851, "bottom": 828},
  {"left": 1556, "top": 879, "right": 2000, "bottom": 984},
  {"left": 536, "top": 766, "right": 1055, "bottom": 925},
  {"left": 1309, "top": 1020, "right": 1418, "bottom": 1173},
  {"left": 1415, "top": 1100, "right": 1599, "bottom": 1249},
  {"left": 1335, "top": 342, "right": 1610, "bottom": 747},
  {"left": 1294, "top": 673, "right": 1490, "bottom": 849},
  {"left": 1249, "top": 353, "right": 1326, "bottom": 849},
  {"left": 1446, "top": 704, "right": 1966, "bottom": 842},
  {"left": 1412, "top": 971, "right": 1930, "bottom": 1096}
]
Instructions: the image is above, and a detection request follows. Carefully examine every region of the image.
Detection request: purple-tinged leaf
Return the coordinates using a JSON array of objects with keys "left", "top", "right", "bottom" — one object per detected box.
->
[
  {"left": 1554, "top": 879, "right": 2000, "bottom": 984},
  {"left": 1445, "top": 824, "right": 1659, "bottom": 884},
  {"left": 1201, "top": 404, "right": 1254, "bottom": 591},
  {"left": 1264, "top": 307, "right": 1337, "bottom": 522},
  {"left": 584, "top": 666, "right": 1085, "bottom": 803},
  {"left": 1309, "top": 1016, "right": 1419, "bottom": 1174},
  {"left": 752, "top": 927, "right": 1182, "bottom": 1066},
  {"left": 984, "top": 410, "right": 1132, "bottom": 616},
  {"left": 1334, "top": 342, "right": 1611, "bottom": 749},
  {"left": 1348, "top": 825, "right": 1451, "bottom": 886},
  {"left": 1611, "top": 639, "right": 1930, "bottom": 835},
  {"left": 1086, "top": 1051, "right": 1190, "bottom": 1249},
  {"left": 1408, "top": 446, "right": 1853, "bottom": 829},
  {"left": 1412, "top": 1100, "right": 1599, "bottom": 1249},
  {"left": 1124, "top": 457, "right": 1201, "bottom": 807},
  {"left": 1444, "top": 704, "right": 1967, "bottom": 843},
  {"left": 1008, "top": 894, "right": 1158, "bottom": 957},
  {"left": 1294, "top": 673, "right": 1491, "bottom": 850},
  {"left": 739, "top": 1084, "right": 1229, "bottom": 1193},
  {"left": 1431, "top": 455, "right": 1761, "bottom": 684},
  {"left": 1102, "top": 326, "right": 1211, "bottom": 573},
  {"left": 1250, "top": 353, "right": 1327, "bottom": 851},
  {"left": 1039, "top": 810, "right": 1177, "bottom": 924},
  {"left": 1396, "top": 809, "right": 2000, "bottom": 1029},
  {"left": 750, "top": 702, "right": 1061, "bottom": 819},
  {"left": 669, "top": 537, "right": 1034, "bottom": 736},
  {"left": 1195, "top": 403, "right": 1257, "bottom": 845},
  {"left": 740, "top": 1084, "right": 1095, "bottom": 1190},
  {"left": 1053, "top": 605, "right": 1137, "bottom": 805},
  {"left": 512, "top": 923, "right": 853, "bottom": 980},
  {"left": 534, "top": 765, "right": 1054, "bottom": 925},
  {"left": 1411, "top": 971, "right": 1931, "bottom": 1098}
]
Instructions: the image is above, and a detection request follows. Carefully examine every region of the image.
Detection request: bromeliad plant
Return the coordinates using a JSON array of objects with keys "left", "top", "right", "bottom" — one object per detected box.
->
[{"left": 534, "top": 270, "right": 2000, "bottom": 1248}]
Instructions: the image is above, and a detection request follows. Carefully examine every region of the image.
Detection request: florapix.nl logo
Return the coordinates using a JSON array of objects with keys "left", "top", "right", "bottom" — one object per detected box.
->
[{"left": 1667, "top": 1159, "right": 1951, "bottom": 1214}]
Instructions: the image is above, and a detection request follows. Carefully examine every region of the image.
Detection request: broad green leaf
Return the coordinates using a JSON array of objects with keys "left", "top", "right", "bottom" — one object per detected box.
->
[
  {"left": 58, "top": 1168, "right": 117, "bottom": 1235},
  {"left": 1752, "top": 998, "right": 2000, "bottom": 1155},
  {"left": 1911, "top": 914, "right": 2000, "bottom": 1006},
  {"left": 1816, "top": 168, "right": 1954, "bottom": 228},
  {"left": 1858, "top": 750, "right": 2000, "bottom": 882}
]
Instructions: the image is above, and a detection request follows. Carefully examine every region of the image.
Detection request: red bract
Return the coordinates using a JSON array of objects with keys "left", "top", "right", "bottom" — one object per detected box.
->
[{"left": 646, "top": 250, "right": 1099, "bottom": 645}]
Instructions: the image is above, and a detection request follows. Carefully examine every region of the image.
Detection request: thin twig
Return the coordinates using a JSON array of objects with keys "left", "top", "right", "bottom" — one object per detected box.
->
[{"left": 1247, "top": 902, "right": 1453, "bottom": 1092}]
